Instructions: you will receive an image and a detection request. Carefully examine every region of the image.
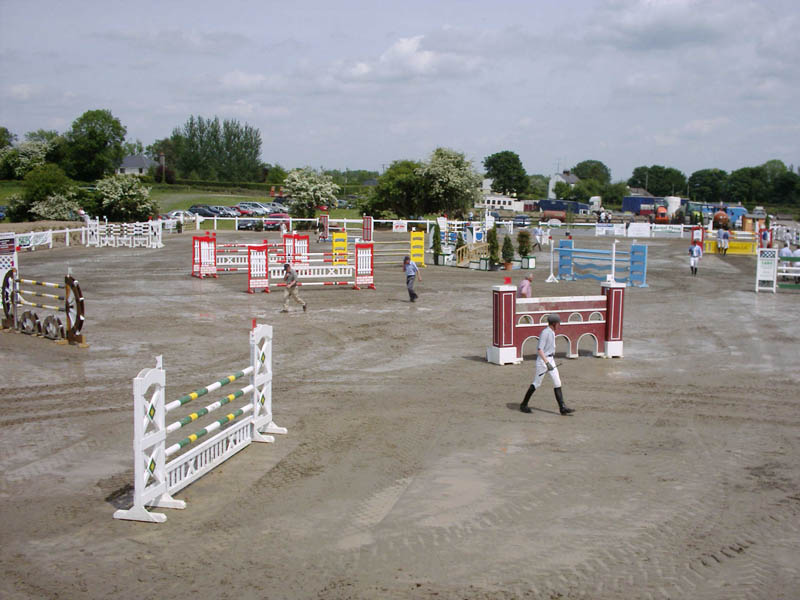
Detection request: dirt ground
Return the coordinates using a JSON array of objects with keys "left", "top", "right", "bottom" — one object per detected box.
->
[{"left": 1, "top": 227, "right": 798, "bottom": 600}]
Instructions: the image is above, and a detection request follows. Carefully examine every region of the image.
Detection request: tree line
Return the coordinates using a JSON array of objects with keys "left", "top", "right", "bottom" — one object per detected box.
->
[
  {"left": 2, "top": 110, "right": 798, "bottom": 222},
  {"left": 483, "top": 151, "right": 800, "bottom": 209}
]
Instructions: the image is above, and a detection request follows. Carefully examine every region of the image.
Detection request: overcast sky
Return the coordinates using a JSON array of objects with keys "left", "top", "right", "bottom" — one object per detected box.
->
[{"left": 1, "top": 0, "right": 798, "bottom": 181}]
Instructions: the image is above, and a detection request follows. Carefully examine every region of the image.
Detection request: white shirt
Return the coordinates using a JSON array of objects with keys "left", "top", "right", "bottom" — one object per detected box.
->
[
  {"left": 537, "top": 326, "right": 555, "bottom": 363},
  {"left": 779, "top": 246, "right": 793, "bottom": 258}
]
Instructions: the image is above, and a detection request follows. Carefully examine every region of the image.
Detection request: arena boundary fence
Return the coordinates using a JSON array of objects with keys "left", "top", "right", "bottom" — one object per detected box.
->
[
  {"left": 1, "top": 261, "right": 86, "bottom": 345},
  {"left": 113, "top": 324, "right": 286, "bottom": 523},
  {"left": 554, "top": 239, "right": 648, "bottom": 288},
  {"left": 487, "top": 281, "right": 626, "bottom": 365},
  {"left": 755, "top": 249, "right": 800, "bottom": 293}
]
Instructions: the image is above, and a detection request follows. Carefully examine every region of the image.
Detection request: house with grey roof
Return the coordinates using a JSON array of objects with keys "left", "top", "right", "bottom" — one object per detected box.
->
[
  {"left": 116, "top": 154, "right": 157, "bottom": 176},
  {"left": 547, "top": 170, "right": 581, "bottom": 199}
]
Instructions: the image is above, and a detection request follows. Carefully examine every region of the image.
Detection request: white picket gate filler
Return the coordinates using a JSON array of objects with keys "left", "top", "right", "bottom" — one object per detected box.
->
[
  {"left": 85, "top": 217, "right": 164, "bottom": 249},
  {"left": 113, "top": 324, "right": 286, "bottom": 523}
]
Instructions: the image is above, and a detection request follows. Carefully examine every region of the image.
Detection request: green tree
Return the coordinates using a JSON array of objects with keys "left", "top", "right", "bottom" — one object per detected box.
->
[
  {"left": 30, "top": 190, "right": 82, "bottom": 220},
  {"left": 772, "top": 170, "right": 800, "bottom": 205},
  {"left": 417, "top": 147, "right": 482, "bottom": 217},
  {"left": 627, "top": 165, "right": 686, "bottom": 197},
  {"left": 483, "top": 150, "right": 528, "bottom": 195},
  {"left": 283, "top": 168, "right": 340, "bottom": 220},
  {"left": 0, "top": 126, "right": 16, "bottom": 148},
  {"left": 7, "top": 164, "right": 73, "bottom": 221},
  {"left": 64, "top": 109, "right": 127, "bottom": 181},
  {"left": 601, "top": 181, "right": 629, "bottom": 208},
  {"left": 0, "top": 141, "right": 51, "bottom": 179},
  {"left": 367, "top": 159, "right": 423, "bottom": 218},
  {"left": 762, "top": 159, "right": 788, "bottom": 189},
  {"left": 501, "top": 234, "right": 515, "bottom": 263},
  {"left": 572, "top": 159, "right": 611, "bottom": 185},
  {"left": 487, "top": 225, "right": 500, "bottom": 264},
  {"left": 432, "top": 222, "right": 443, "bottom": 261},
  {"left": 627, "top": 166, "right": 650, "bottom": 190},
  {"left": 566, "top": 178, "right": 604, "bottom": 202},
  {"left": 553, "top": 181, "right": 571, "bottom": 200},
  {"left": 688, "top": 169, "right": 728, "bottom": 204},
  {"left": 25, "top": 129, "right": 67, "bottom": 165},
  {"left": 96, "top": 174, "right": 158, "bottom": 221},
  {"left": 264, "top": 163, "right": 288, "bottom": 184},
  {"left": 169, "top": 115, "right": 262, "bottom": 182},
  {"left": 727, "top": 166, "right": 768, "bottom": 208},
  {"left": 516, "top": 229, "right": 531, "bottom": 256},
  {"left": 123, "top": 139, "right": 145, "bottom": 156},
  {"left": 146, "top": 138, "right": 178, "bottom": 168},
  {"left": 527, "top": 174, "right": 548, "bottom": 198}
]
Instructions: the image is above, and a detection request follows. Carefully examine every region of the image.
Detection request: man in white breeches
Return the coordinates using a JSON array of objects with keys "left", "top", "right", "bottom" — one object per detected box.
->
[
  {"left": 520, "top": 314, "right": 574, "bottom": 416},
  {"left": 689, "top": 241, "right": 703, "bottom": 276}
]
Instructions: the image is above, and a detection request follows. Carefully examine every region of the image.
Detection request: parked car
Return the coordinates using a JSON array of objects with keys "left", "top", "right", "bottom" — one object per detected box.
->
[
  {"left": 259, "top": 202, "right": 283, "bottom": 213},
  {"left": 165, "top": 210, "right": 198, "bottom": 222},
  {"left": 212, "top": 205, "right": 239, "bottom": 217},
  {"left": 263, "top": 212, "right": 290, "bottom": 230},
  {"left": 0, "top": 205, "right": 7, "bottom": 220},
  {"left": 236, "top": 219, "right": 257, "bottom": 230},
  {"left": 237, "top": 202, "right": 268, "bottom": 216},
  {"left": 513, "top": 215, "right": 531, "bottom": 228},
  {"left": 188, "top": 204, "right": 216, "bottom": 217}
]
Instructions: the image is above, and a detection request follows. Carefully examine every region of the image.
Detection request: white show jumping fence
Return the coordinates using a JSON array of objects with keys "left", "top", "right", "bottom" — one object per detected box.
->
[
  {"left": 113, "top": 324, "right": 286, "bottom": 523},
  {"left": 85, "top": 217, "right": 163, "bottom": 249},
  {"left": 192, "top": 232, "right": 376, "bottom": 292}
]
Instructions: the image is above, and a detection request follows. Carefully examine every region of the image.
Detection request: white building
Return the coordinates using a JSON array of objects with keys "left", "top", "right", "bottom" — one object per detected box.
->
[
  {"left": 117, "top": 154, "right": 157, "bottom": 176},
  {"left": 547, "top": 170, "right": 581, "bottom": 199}
]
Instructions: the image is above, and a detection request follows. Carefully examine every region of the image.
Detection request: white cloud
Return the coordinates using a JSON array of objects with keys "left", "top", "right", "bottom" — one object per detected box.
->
[
  {"left": 653, "top": 116, "right": 730, "bottom": 146},
  {"left": 218, "top": 99, "right": 290, "bottom": 119},
  {"left": 337, "top": 35, "right": 482, "bottom": 83},
  {"left": 8, "top": 84, "right": 34, "bottom": 100},
  {"left": 220, "top": 70, "right": 266, "bottom": 90}
]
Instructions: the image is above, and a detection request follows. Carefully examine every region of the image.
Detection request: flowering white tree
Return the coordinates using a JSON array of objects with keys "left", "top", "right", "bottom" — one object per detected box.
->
[
  {"left": 417, "top": 148, "right": 482, "bottom": 216},
  {"left": 0, "top": 141, "right": 50, "bottom": 178},
  {"left": 96, "top": 174, "right": 158, "bottom": 221},
  {"left": 282, "top": 168, "right": 340, "bottom": 219},
  {"left": 30, "top": 190, "right": 82, "bottom": 221}
]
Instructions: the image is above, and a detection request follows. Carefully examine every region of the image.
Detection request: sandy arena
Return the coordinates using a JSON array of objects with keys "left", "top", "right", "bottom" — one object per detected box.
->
[{"left": 1, "top": 227, "right": 798, "bottom": 599}]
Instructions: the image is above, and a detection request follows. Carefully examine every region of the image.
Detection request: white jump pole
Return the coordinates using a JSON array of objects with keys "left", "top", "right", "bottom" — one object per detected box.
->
[{"left": 545, "top": 236, "right": 558, "bottom": 283}]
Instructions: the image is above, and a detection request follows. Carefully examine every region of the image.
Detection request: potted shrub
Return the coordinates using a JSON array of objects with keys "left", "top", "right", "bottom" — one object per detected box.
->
[
  {"left": 501, "top": 234, "right": 515, "bottom": 269},
  {"left": 487, "top": 225, "right": 500, "bottom": 269},
  {"left": 432, "top": 222, "right": 442, "bottom": 265},
  {"left": 516, "top": 229, "right": 535, "bottom": 269}
]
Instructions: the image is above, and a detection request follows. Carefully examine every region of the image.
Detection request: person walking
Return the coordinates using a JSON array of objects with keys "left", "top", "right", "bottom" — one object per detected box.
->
[
  {"left": 517, "top": 273, "right": 534, "bottom": 298},
  {"left": 280, "top": 263, "right": 307, "bottom": 313},
  {"left": 519, "top": 314, "right": 574, "bottom": 416},
  {"left": 403, "top": 255, "right": 421, "bottom": 302},
  {"left": 689, "top": 241, "right": 703, "bottom": 276},
  {"left": 532, "top": 225, "right": 543, "bottom": 252},
  {"left": 721, "top": 227, "right": 730, "bottom": 256}
]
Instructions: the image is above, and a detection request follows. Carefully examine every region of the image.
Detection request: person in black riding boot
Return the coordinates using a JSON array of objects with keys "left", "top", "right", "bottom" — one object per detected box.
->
[{"left": 520, "top": 313, "right": 574, "bottom": 416}]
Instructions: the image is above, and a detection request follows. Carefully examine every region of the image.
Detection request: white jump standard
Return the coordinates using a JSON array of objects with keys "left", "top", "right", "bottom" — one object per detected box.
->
[{"left": 113, "top": 324, "right": 286, "bottom": 523}]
